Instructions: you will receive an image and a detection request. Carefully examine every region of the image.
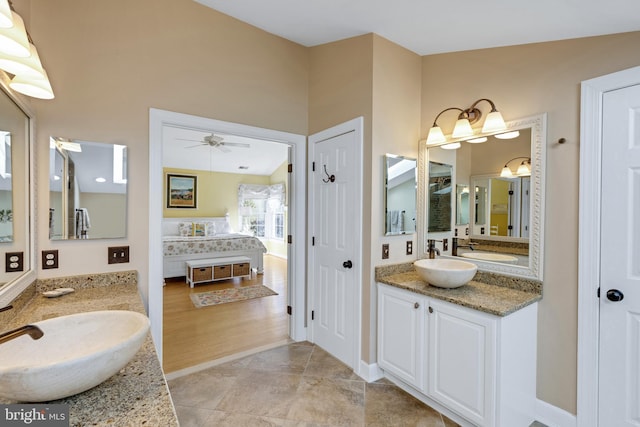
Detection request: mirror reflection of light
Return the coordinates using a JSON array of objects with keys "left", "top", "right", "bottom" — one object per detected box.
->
[
  {"left": 113, "top": 144, "right": 127, "bottom": 184},
  {"left": 53, "top": 175, "right": 60, "bottom": 181}
]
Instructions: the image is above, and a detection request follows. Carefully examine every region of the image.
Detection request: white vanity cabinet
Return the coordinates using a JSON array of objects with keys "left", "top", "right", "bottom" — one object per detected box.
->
[
  {"left": 377, "top": 283, "right": 426, "bottom": 390},
  {"left": 377, "top": 283, "right": 537, "bottom": 427}
]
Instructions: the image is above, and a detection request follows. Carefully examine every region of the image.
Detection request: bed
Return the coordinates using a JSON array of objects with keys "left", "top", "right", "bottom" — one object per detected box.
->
[{"left": 162, "top": 216, "right": 267, "bottom": 279}]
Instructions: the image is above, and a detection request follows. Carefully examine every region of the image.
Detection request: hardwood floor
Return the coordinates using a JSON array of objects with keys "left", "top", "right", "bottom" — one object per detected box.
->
[{"left": 163, "top": 255, "right": 289, "bottom": 373}]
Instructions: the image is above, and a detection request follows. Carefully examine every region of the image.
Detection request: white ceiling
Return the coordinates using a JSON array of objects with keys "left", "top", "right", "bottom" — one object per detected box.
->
[
  {"left": 195, "top": 0, "right": 640, "bottom": 55},
  {"left": 162, "top": 126, "right": 288, "bottom": 176}
]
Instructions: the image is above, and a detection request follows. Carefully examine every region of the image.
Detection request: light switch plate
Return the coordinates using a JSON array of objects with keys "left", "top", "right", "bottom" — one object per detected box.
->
[{"left": 108, "top": 246, "right": 130, "bottom": 264}]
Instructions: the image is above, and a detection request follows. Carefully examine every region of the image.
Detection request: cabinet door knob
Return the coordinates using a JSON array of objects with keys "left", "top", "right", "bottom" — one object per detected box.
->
[
  {"left": 414, "top": 302, "right": 420, "bottom": 309},
  {"left": 428, "top": 306, "right": 433, "bottom": 314}
]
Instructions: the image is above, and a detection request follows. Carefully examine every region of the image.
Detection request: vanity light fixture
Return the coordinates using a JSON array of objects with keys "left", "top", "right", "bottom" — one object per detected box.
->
[
  {"left": 0, "top": 1, "right": 54, "bottom": 99},
  {"left": 0, "top": 0, "right": 12, "bottom": 28},
  {"left": 500, "top": 157, "right": 531, "bottom": 178},
  {"left": 426, "top": 98, "right": 507, "bottom": 146}
]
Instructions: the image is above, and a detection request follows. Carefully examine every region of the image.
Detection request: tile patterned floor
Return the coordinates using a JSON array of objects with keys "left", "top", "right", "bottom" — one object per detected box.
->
[{"left": 168, "top": 341, "right": 460, "bottom": 426}]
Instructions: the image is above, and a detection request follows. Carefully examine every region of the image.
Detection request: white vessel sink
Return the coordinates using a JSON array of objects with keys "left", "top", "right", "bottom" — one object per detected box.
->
[
  {"left": 0, "top": 310, "right": 149, "bottom": 402},
  {"left": 414, "top": 258, "right": 478, "bottom": 288},
  {"left": 460, "top": 252, "right": 518, "bottom": 263}
]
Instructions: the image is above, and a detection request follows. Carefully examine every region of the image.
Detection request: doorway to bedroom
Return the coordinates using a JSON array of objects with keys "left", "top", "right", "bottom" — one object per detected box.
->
[{"left": 148, "top": 109, "right": 307, "bottom": 375}]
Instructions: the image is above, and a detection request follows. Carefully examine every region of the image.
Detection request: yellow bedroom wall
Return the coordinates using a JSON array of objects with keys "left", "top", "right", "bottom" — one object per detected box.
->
[{"left": 162, "top": 167, "right": 269, "bottom": 232}]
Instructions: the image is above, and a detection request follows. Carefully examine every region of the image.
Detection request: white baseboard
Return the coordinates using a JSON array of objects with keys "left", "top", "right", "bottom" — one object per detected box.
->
[
  {"left": 535, "top": 399, "right": 577, "bottom": 427},
  {"left": 358, "top": 360, "right": 384, "bottom": 383}
]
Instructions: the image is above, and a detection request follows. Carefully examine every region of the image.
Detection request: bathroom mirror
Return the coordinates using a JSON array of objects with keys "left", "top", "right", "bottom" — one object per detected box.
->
[
  {"left": 418, "top": 113, "right": 546, "bottom": 280},
  {"left": 384, "top": 154, "right": 417, "bottom": 235},
  {"left": 428, "top": 161, "right": 452, "bottom": 232},
  {"left": 49, "top": 138, "right": 128, "bottom": 240},
  {"left": 0, "top": 81, "right": 32, "bottom": 295}
]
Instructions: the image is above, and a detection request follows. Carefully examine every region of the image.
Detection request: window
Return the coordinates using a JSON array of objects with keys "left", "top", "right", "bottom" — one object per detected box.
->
[{"left": 238, "top": 183, "right": 285, "bottom": 240}]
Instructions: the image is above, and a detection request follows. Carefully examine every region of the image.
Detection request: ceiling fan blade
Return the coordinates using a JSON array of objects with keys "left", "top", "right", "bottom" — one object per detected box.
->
[
  {"left": 185, "top": 143, "right": 206, "bottom": 148},
  {"left": 176, "top": 138, "right": 202, "bottom": 143},
  {"left": 216, "top": 145, "right": 231, "bottom": 153}
]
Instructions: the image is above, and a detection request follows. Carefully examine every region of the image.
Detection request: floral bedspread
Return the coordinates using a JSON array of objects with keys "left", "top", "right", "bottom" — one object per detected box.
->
[{"left": 163, "top": 234, "right": 267, "bottom": 257}]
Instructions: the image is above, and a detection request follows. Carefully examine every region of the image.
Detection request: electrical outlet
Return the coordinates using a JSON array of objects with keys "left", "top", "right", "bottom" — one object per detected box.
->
[
  {"left": 108, "top": 246, "right": 130, "bottom": 264},
  {"left": 42, "top": 250, "right": 59, "bottom": 269},
  {"left": 5, "top": 252, "right": 23, "bottom": 272},
  {"left": 406, "top": 241, "right": 413, "bottom": 255},
  {"left": 382, "top": 243, "right": 389, "bottom": 259}
]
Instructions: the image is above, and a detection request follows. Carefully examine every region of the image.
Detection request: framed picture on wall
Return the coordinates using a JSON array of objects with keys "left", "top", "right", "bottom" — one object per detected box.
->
[{"left": 167, "top": 174, "right": 197, "bottom": 208}]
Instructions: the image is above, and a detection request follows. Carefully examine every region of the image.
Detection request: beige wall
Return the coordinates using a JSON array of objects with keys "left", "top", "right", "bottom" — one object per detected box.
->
[
  {"left": 421, "top": 30, "right": 640, "bottom": 414},
  {"left": 24, "top": 0, "right": 308, "bottom": 300}
]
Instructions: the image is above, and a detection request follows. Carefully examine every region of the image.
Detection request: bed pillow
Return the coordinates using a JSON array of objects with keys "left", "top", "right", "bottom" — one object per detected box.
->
[
  {"left": 178, "top": 222, "right": 192, "bottom": 237},
  {"left": 192, "top": 222, "right": 207, "bottom": 237}
]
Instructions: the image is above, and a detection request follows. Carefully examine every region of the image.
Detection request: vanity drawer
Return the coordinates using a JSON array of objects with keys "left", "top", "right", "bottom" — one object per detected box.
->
[
  {"left": 233, "top": 263, "right": 250, "bottom": 276},
  {"left": 213, "top": 264, "right": 232, "bottom": 279},
  {"left": 192, "top": 267, "right": 212, "bottom": 282}
]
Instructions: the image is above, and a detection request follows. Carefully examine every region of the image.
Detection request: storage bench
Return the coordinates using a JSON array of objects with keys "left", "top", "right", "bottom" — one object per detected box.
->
[{"left": 186, "top": 256, "right": 252, "bottom": 288}]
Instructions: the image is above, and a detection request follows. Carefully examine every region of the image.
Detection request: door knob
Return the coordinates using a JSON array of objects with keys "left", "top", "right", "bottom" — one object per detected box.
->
[
  {"left": 606, "top": 289, "right": 624, "bottom": 302},
  {"left": 343, "top": 260, "right": 353, "bottom": 269}
]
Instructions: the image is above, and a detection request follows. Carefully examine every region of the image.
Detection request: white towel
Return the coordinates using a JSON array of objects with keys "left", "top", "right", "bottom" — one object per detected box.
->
[{"left": 76, "top": 208, "right": 91, "bottom": 238}]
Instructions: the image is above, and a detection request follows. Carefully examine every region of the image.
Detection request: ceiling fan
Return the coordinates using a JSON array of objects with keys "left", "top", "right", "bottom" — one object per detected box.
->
[{"left": 177, "top": 133, "right": 250, "bottom": 153}]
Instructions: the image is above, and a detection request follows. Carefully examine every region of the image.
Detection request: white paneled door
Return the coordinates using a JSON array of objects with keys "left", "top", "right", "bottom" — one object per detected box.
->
[
  {"left": 599, "top": 83, "right": 640, "bottom": 426},
  {"left": 309, "top": 119, "right": 362, "bottom": 370}
]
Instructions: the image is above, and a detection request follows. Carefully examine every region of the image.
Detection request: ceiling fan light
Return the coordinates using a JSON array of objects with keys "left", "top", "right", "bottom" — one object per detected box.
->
[
  {"left": 10, "top": 69, "right": 55, "bottom": 99},
  {"left": 494, "top": 130, "right": 520, "bottom": 140},
  {"left": 452, "top": 118, "right": 473, "bottom": 138},
  {"left": 500, "top": 166, "right": 514, "bottom": 178},
  {"left": 0, "top": 0, "right": 12, "bottom": 28},
  {"left": 426, "top": 125, "right": 446, "bottom": 145},
  {"left": 0, "top": 43, "right": 45, "bottom": 78},
  {"left": 482, "top": 110, "right": 507, "bottom": 133},
  {"left": 0, "top": 11, "right": 30, "bottom": 57}
]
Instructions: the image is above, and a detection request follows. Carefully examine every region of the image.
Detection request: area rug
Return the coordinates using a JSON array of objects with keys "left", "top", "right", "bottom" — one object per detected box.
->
[{"left": 190, "top": 285, "right": 278, "bottom": 308}]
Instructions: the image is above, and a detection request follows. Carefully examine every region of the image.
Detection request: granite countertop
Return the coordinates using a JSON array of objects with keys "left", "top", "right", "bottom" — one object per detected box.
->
[
  {"left": 376, "top": 263, "right": 542, "bottom": 317},
  {"left": 0, "top": 283, "right": 179, "bottom": 427}
]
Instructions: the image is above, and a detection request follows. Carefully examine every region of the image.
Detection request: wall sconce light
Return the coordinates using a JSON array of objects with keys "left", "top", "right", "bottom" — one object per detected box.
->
[
  {"left": 500, "top": 157, "right": 531, "bottom": 178},
  {"left": 426, "top": 98, "right": 507, "bottom": 146},
  {"left": 0, "top": 0, "right": 54, "bottom": 99}
]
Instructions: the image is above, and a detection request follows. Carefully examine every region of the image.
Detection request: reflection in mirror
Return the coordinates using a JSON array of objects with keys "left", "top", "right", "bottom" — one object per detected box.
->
[
  {"left": 455, "top": 184, "right": 469, "bottom": 226},
  {"left": 49, "top": 137, "right": 128, "bottom": 240},
  {"left": 428, "top": 161, "right": 452, "bottom": 232},
  {"left": 0, "top": 84, "right": 30, "bottom": 291},
  {"left": 0, "top": 131, "right": 12, "bottom": 242},
  {"left": 418, "top": 114, "right": 546, "bottom": 280},
  {"left": 471, "top": 175, "right": 530, "bottom": 238},
  {"left": 384, "top": 154, "right": 417, "bottom": 235}
]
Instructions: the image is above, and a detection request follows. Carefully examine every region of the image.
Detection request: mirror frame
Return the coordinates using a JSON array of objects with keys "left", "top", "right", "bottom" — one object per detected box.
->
[
  {"left": 417, "top": 113, "right": 547, "bottom": 280},
  {"left": 0, "top": 74, "right": 35, "bottom": 307}
]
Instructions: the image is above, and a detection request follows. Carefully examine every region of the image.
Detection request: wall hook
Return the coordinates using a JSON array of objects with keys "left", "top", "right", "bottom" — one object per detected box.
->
[{"left": 322, "top": 165, "right": 335, "bottom": 183}]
